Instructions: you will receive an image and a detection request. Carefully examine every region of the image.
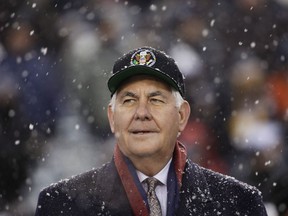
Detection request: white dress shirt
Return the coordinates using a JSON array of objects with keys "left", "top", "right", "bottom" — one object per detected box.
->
[{"left": 136, "top": 158, "right": 172, "bottom": 216}]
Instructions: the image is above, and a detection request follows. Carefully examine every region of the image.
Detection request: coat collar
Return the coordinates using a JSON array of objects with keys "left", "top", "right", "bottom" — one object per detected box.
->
[
  {"left": 114, "top": 141, "right": 188, "bottom": 216},
  {"left": 114, "top": 144, "right": 149, "bottom": 216}
]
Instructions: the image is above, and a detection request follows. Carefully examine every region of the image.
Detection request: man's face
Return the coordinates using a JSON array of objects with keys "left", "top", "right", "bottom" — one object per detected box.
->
[{"left": 108, "top": 75, "right": 190, "bottom": 162}]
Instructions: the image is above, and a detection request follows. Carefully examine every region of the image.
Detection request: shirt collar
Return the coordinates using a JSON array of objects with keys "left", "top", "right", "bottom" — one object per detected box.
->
[{"left": 136, "top": 158, "right": 172, "bottom": 186}]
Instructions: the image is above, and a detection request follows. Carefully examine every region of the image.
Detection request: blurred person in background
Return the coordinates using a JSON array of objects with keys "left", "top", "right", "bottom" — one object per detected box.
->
[
  {"left": 227, "top": 57, "right": 287, "bottom": 205},
  {"left": 0, "top": 19, "right": 64, "bottom": 211},
  {"left": 57, "top": 3, "right": 126, "bottom": 139},
  {"left": 1, "top": 20, "right": 63, "bottom": 135}
]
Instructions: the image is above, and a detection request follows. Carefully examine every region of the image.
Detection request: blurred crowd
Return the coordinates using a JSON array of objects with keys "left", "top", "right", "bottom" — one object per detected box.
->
[{"left": 0, "top": 0, "right": 288, "bottom": 215}]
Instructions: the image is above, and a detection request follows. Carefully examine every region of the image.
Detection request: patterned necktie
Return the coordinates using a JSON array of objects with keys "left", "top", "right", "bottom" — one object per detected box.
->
[{"left": 146, "top": 177, "right": 162, "bottom": 216}]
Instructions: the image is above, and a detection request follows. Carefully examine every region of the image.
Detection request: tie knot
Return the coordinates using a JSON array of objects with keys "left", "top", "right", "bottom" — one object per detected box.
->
[{"left": 146, "top": 177, "right": 160, "bottom": 192}]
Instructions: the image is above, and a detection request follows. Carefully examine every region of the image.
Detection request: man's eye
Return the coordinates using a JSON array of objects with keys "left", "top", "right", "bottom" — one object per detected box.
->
[
  {"left": 150, "top": 98, "right": 164, "bottom": 104},
  {"left": 123, "top": 99, "right": 136, "bottom": 104}
]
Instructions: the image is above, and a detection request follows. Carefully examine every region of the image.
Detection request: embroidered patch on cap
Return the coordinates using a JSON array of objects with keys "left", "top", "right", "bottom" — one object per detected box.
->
[{"left": 130, "top": 49, "right": 156, "bottom": 67}]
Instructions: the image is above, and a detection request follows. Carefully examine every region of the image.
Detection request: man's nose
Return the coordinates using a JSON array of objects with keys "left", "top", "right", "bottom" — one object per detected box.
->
[{"left": 134, "top": 100, "right": 152, "bottom": 120}]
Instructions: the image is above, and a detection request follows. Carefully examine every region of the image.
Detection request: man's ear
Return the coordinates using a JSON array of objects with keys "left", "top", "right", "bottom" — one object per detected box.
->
[
  {"left": 178, "top": 101, "right": 191, "bottom": 133},
  {"left": 107, "top": 105, "right": 115, "bottom": 133}
]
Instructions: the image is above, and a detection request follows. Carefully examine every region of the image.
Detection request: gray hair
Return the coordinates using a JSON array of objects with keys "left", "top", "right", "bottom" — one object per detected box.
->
[{"left": 109, "top": 89, "right": 184, "bottom": 112}]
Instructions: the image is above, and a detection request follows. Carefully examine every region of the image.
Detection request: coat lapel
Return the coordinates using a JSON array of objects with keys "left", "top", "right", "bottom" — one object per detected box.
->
[
  {"left": 176, "top": 160, "right": 219, "bottom": 215},
  {"left": 83, "top": 160, "right": 134, "bottom": 215}
]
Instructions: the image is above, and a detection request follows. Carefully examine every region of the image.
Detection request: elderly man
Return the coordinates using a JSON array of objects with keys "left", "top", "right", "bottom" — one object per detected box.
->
[{"left": 35, "top": 47, "right": 267, "bottom": 216}]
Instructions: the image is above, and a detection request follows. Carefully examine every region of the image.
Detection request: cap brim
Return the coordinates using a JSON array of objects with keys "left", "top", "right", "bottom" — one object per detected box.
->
[{"left": 108, "top": 65, "right": 180, "bottom": 96}]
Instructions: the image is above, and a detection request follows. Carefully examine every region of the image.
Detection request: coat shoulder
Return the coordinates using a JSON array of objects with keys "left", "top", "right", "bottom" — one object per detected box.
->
[
  {"left": 183, "top": 161, "right": 267, "bottom": 215},
  {"left": 200, "top": 164, "right": 262, "bottom": 197},
  {"left": 43, "top": 161, "right": 113, "bottom": 194},
  {"left": 35, "top": 162, "right": 115, "bottom": 215}
]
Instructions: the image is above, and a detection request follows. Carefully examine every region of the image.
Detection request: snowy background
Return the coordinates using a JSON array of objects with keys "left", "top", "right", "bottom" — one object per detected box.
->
[{"left": 0, "top": 0, "right": 288, "bottom": 215}]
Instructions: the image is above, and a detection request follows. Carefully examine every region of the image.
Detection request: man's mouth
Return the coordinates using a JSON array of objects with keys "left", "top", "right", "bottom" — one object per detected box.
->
[{"left": 129, "top": 130, "right": 156, "bottom": 135}]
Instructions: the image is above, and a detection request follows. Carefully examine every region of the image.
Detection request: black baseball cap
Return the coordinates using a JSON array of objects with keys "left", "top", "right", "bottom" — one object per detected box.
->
[{"left": 107, "top": 46, "right": 185, "bottom": 97}]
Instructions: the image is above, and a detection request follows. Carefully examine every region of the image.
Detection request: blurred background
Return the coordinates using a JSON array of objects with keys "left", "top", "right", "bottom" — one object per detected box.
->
[{"left": 0, "top": 0, "right": 288, "bottom": 215}]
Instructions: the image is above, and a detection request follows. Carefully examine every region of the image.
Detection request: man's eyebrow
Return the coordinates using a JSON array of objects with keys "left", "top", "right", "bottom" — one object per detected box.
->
[
  {"left": 148, "top": 91, "right": 166, "bottom": 98},
  {"left": 120, "top": 91, "right": 138, "bottom": 98},
  {"left": 119, "top": 90, "right": 167, "bottom": 98}
]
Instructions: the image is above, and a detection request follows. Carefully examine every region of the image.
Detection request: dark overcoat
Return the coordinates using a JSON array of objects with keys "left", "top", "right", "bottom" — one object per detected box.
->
[
  {"left": 35, "top": 159, "right": 267, "bottom": 216},
  {"left": 35, "top": 157, "right": 267, "bottom": 216}
]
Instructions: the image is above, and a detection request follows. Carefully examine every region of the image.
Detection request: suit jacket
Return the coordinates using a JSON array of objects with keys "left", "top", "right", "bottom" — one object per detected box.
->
[{"left": 35, "top": 158, "right": 267, "bottom": 216}]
